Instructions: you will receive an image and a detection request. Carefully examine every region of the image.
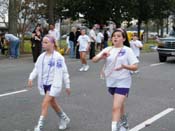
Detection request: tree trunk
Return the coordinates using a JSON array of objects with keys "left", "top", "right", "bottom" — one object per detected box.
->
[
  {"left": 8, "top": 0, "right": 17, "bottom": 35},
  {"left": 166, "top": 17, "right": 169, "bottom": 34},
  {"left": 48, "top": 0, "right": 55, "bottom": 24},
  {"left": 160, "top": 19, "right": 164, "bottom": 37},
  {"left": 137, "top": 18, "right": 142, "bottom": 40},
  {"left": 145, "top": 21, "right": 148, "bottom": 43}
]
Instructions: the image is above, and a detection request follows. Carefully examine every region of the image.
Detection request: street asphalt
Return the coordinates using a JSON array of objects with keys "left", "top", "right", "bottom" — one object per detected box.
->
[{"left": 0, "top": 52, "right": 175, "bottom": 131}]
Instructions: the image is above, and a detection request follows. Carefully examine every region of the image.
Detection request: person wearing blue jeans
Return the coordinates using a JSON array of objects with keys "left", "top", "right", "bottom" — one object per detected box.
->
[
  {"left": 0, "top": 33, "right": 20, "bottom": 58},
  {"left": 69, "top": 27, "right": 76, "bottom": 58},
  {"left": 10, "top": 39, "right": 20, "bottom": 58}
]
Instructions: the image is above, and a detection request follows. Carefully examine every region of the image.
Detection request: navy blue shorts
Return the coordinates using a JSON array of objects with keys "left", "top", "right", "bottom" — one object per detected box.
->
[
  {"left": 43, "top": 85, "right": 51, "bottom": 94},
  {"left": 108, "top": 87, "right": 129, "bottom": 96}
]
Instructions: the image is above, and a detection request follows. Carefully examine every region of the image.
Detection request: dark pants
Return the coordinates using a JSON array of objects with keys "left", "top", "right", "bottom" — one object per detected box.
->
[
  {"left": 31, "top": 42, "right": 41, "bottom": 63},
  {"left": 76, "top": 45, "right": 80, "bottom": 59},
  {"left": 89, "top": 42, "right": 95, "bottom": 59}
]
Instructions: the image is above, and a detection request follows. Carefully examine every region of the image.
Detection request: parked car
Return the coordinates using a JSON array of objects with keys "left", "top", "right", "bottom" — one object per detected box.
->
[{"left": 157, "top": 36, "right": 175, "bottom": 62}]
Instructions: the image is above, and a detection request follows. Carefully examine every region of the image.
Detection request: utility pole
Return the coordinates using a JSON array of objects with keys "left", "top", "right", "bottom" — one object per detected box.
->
[{"left": 8, "top": 0, "right": 17, "bottom": 35}]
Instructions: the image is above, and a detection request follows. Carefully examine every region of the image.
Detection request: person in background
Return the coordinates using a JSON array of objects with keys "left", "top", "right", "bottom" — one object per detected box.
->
[
  {"left": 77, "top": 29, "right": 91, "bottom": 71},
  {"left": 28, "top": 35, "right": 71, "bottom": 131},
  {"left": 75, "top": 27, "right": 81, "bottom": 59},
  {"left": 48, "top": 23, "right": 60, "bottom": 46},
  {"left": 89, "top": 25, "right": 96, "bottom": 59},
  {"left": 130, "top": 34, "right": 143, "bottom": 59},
  {"left": 103, "top": 29, "right": 109, "bottom": 49},
  {"left": 69, "top": 27, "right": 76, "bottom": 58},
  {"left": 65, "top": 34, "right": 70, "bottom": 55},
  {"left": 0, "top": 32, "right": 20, "bottom": 59},
  {"left": 96, "top": 29, "right": 104, "bottom": 51},
  {"left": 31, "top": 24, "right": 43, "bottom": 63},
  {"left": 92, "top": 28, "right": 138, "bottom": 131}
]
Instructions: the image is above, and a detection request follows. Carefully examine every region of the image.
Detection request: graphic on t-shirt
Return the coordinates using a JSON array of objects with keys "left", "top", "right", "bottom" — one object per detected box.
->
[{"left": 57, "top": 59, "right": 63, "bottom": 68}]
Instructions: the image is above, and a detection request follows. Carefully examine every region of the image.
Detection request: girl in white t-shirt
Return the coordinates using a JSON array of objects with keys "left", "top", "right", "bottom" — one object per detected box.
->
[
  {"left": 77, "top": 29, "right": 91, "bottom": 71},
  {"left": 130, "top": 35, "right": 143, "bottom": 58},
  {"left": 92, "top": 28, "right": 139, "bottom": 131},
  {"left": 28, "top": 35, "right": 71, "bottom": 131}
]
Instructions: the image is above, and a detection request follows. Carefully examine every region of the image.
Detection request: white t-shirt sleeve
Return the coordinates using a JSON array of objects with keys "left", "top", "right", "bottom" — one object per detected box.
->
[
  {"left": 87, "top": 35, "right": 91, "bottom": 42},
  {"left": 127, "top": 48, "right": 139, "bottom": 65},
  {"left": 77, "top": 36, "right": 81, "bottom": 42},
  {"left": 138, "top": 41, "right": 143, "bottom": 47}
]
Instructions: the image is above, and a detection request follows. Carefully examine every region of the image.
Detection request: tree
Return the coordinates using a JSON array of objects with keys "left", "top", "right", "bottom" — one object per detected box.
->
[
  {"left": 9, "top": 0, "right": 18, "bottom": 35},
  {"left": 151, "top": 0, "right": 175, "bottom": 36},
  {"left": 0, "top": 0, "right": 8, "bottom": 27},
  {"left": 17, "top": 0, "right": 47, "bottom": 52}
]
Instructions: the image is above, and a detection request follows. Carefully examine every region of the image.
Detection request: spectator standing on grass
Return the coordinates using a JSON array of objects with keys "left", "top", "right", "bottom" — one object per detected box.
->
[
  {"left": 0, "top": 32, "right": 20, "bottom": 59},
  {"left": 89, "top": 25, "right": 96, "bottom": 59},
  {"left": 69, "top": 27, "right": 76, "bottom": 58},
  {"left": 31, "top": 24, "right": 43, "bottom": 63}
]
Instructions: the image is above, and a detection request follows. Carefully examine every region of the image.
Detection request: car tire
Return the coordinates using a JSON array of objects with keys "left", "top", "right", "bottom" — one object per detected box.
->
[{"left": 159, "top": 54, "right": 167, "bottom": 62}]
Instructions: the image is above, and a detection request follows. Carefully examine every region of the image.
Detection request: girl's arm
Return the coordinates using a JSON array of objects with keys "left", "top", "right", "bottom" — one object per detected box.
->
[
  {"left": 92, "top": 51, "right": 110, "bottom": 63},
  {"left": 62, "top": 58, "right": 71, "bottom": 96},
  {"left": 28, "top": 58, "right": 40, "bottom": 88},
  {"left": 28, "top": 67, "right": 38, "bottom": 88},
  {"left": 62, "top": 58, "right": 70, "bottom": 88},
  {"left": 122, "top": 63, "right": 138, "bottom": 71},
  {"left": 115, "top": 63, "right": 138, "bottom": 71}
]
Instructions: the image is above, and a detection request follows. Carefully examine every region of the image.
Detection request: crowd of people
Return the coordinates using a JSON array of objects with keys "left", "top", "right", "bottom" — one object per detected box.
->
[{"left": 0, "top": 23, "right": 144, "bottom": 131}]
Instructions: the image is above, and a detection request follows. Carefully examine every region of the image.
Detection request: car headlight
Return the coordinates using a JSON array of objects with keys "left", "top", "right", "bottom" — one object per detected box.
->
[{"left": 157, "top": 42, "right": 165, "bottom": 47}]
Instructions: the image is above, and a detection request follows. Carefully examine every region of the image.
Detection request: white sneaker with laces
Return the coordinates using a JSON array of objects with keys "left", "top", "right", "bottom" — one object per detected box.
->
[
  {"left": 84, "top": 65, "right": 89, "bottom": 71},
  {"left": 79, "top": 66, "right": 84, "bottom": 72},
  {"left": 34, "top": 126, "right": 43, "bottom": 131},
  {"left": 59, "top": 115, "right": 70, "bottom": 130}
]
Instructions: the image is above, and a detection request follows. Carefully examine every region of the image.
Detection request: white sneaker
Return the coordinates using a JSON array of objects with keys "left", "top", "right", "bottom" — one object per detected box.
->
[
  {"left": 79, "top": 66, "right": 84, "bottom": 72},
  {"left": 84, "top": 65, "right": 89, "bottom": 71},
  {"left": 34, "top": 126, "right": 43, "bottom": 131},
  {"left": 120, "top": 126, "right": 127, "bottom": 131},
  {"left": 59, "top": 115, "right": 70, "bottom": 130}
]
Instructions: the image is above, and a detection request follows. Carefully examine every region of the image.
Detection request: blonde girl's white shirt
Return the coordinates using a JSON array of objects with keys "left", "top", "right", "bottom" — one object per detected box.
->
[
  {"left": 42, "top": 55, "right": 54, "bottom": 85},
  {"left": 77, "top": 35, "right": 90, "bottom": 51},
  {"left": 97, "top": 46, "right": 139, "bottom": 88},
  {"left": 130, "top": 40, "right": 143, "bottom": 57},
  {"left": 29, "top": 51, "right": 70, "bottom": 96}
]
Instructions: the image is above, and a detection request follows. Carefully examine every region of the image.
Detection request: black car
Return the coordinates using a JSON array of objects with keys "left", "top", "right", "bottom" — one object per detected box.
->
[{"left": 157, "top": 37, "right": 175, "bottom": 62}]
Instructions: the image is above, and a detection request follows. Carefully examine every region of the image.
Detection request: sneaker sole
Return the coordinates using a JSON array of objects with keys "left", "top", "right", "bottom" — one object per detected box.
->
[{"left": 59, "top": 119, "right": 70, "bottom": 130}]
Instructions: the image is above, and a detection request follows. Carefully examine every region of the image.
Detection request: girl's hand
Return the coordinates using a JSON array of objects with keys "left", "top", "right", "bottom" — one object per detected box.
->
[
  {"left": 101, "top": 52, "right": 110, "bottom": 59},
  {"left": 28, "top": 80, "right": 33, "bottom": 88},
  {"left": 66, "top": 88, "right": 71, "bottom": 96},
  {"left": 114, "top": 64, "right": 126, "bottom": 71}
]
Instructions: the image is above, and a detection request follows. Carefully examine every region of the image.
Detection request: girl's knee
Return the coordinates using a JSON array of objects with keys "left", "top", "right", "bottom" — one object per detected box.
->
[{"left": 112, "top": 105, "right": 121, "bottom": 113}]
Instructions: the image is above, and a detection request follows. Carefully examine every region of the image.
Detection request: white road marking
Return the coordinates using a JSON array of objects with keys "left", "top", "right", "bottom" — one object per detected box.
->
[
  {"left": 150, "top": 63, "right": 164, "bottom": 67},
  {"left": 129, "top": 108, "right": 174, "bottom": 131},
  {"left": 0, "top": 89, "right": 28, "bottom": 98}
]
